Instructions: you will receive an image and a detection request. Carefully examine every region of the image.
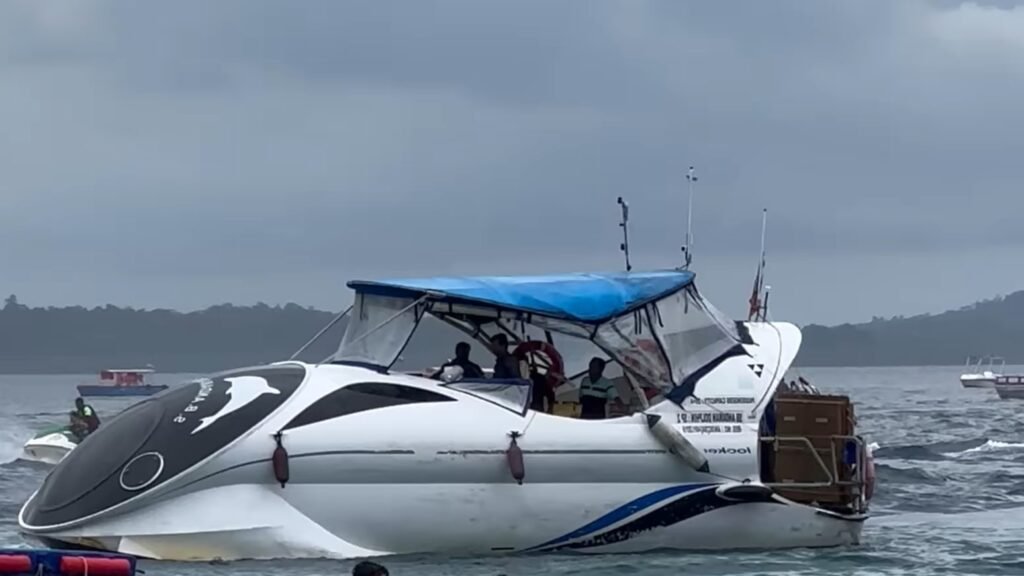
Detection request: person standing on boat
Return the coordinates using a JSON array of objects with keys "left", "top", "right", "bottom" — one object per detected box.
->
[
  {"left": 579, "top": 357, "right": 618, "bottom": 419},
  {"left": 529, "top": 367, "right": 557, "bottom": 413},
  {"left": 489, "top": 333, "right": 524, "bottom": 379}
]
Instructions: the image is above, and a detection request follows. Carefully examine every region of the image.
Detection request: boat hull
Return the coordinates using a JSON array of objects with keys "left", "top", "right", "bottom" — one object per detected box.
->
[
  {"left": 996, "top": 384, "right": 1024, "bottom": 399},
  {"left": 21, "top": 483, "right": 865, "bottom": 561},
  {"left": 960, "top": 377, "right": 996, "bottom": 389},
  {"left": 76, "top": 385, "right": 168, "bottom": 397},
  {"left": 20, "top": 326, "right": 868, "bottom": 561}
]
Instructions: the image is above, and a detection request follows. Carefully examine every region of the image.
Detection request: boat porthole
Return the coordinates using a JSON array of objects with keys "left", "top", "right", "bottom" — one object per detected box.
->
[{"left": 119, "top": 451, "right": 165, "bottom": 492}]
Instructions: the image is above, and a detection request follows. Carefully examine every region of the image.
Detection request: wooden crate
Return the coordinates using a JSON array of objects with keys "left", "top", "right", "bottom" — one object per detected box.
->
[
  {"left": 769, "top": 394, "right": 857, "bottom": 508},
  {"left": 771, "top": 436, "right": 855, "bottom": 505},
  {"left": 773, "top": 393, "right": 855, "bottom": 438}
]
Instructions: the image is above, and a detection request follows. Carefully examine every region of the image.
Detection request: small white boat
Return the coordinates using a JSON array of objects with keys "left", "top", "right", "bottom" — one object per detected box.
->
[
  {"left": 995, "top": 375, "right": 1024, "bottom": 399},
  {"left": 960, "top": 355, "right": 1006, "bottom": 389},
  {"left": 21, "top": 426, "right": 79, "bottom": 465}
]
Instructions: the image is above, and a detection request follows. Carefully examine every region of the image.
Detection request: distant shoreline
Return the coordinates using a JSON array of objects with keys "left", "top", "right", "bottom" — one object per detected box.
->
[{"left": 2, "top": 290, "right": 1022, "bottom": 373}]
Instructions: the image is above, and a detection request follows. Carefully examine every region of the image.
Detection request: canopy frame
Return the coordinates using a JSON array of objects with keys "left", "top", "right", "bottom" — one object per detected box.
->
[{"left": 330, "top": 271, "right": 751, "bottom": 404}]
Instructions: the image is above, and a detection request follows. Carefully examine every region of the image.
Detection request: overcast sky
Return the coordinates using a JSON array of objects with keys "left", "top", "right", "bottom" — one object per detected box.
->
[{"left": 2, "top": 0, "right": 1023, "bottom": 326}]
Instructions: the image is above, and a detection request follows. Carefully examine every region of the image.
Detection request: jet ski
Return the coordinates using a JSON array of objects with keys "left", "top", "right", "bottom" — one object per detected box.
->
[{"left": 21, "top": 425, "right": 79, "bottom": 465}]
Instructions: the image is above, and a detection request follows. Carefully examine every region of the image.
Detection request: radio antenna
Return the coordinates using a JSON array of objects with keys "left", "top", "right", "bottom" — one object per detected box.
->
[
  {"left": 617, "top": 196, "right": 632, "bottom": 272},
  {"left": 682, "top": 166, "right": 697, "bottom": 269}
]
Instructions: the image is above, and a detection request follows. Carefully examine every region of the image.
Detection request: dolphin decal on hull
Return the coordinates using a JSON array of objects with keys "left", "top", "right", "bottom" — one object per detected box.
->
[{"left": 192, "top": 376, "right": 281, "bottom": 434}]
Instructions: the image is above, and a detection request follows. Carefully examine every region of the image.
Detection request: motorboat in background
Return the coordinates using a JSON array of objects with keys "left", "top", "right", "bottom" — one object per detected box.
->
[
  {"left": 21, "top": 425, "right": 79, "bottom": 465},
  {"left": 77, "top": 368, "right": 166, "bottom": 397},
  {"left": 19, "top": 270, "right": 874, "bottom": 561},
  {"left": 959, "top": 355, "right": 1006, "bottom": 389},
  {"left": 994, "top": 375, "right": 1024, "bottom": 399}
]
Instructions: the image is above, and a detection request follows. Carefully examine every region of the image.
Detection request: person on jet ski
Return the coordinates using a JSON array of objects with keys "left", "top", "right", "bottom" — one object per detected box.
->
[{"left": 69, "top": 397, "right": 100, "bottom": 441}]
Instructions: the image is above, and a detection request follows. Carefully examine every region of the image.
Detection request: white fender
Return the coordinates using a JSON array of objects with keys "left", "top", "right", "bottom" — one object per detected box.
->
[{"left": 644, "top": 413, "right": 709, "bottom": 473}]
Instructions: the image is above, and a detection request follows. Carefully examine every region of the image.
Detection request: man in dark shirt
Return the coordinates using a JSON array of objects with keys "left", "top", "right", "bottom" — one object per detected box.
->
[
  {"left": 69, "top": 397, "right": 100, "bottom": 441},
  {"left": 489, "top": 333, "right": 523, "bottom": 379},
  {"left": 431, "top": 341, "right": 485, "bottom": 379}
]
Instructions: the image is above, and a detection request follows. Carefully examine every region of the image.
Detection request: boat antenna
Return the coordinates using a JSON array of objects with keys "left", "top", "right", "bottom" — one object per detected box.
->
[
  {"left": 617, "top": 196, "right": 632, "bottom": 272},
  {"left": 746, "top": 209, "right": 769, "bottom": 321},
  {"left": 682, "top": 166, "right": 697, "bottom": 269}
]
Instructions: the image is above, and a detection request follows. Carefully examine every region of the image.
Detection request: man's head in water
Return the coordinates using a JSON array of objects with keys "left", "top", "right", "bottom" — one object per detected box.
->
[{"left": 352, "top": 560, "right": 388, "bottom": 576}]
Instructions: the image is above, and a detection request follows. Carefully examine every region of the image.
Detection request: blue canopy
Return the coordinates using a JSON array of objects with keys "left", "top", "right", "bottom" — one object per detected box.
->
[{"left": 347, "top": 270, "right": 696, "bottom": 323}]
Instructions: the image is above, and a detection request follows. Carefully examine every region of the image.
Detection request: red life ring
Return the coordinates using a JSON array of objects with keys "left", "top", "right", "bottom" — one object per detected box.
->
[{"left": 513, "top": 340, "right": 565, "bottom": 387}]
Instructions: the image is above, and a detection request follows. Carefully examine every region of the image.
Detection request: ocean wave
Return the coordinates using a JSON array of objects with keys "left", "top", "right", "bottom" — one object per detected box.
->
[
  {"left": 873, "top": 463, "right": 948, "bottom": 485},
  {"left": 0, "top": 426, "right": 27, "bottom": 465},
  {"left": 943, "top": 440, "right": 1024, "bottom": 458},
  {"left": 874, "top": 437, "right": 989, "bottom": 461}
]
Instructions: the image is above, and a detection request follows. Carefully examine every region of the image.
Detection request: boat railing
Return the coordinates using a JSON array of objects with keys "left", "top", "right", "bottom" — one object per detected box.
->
[
  {"left": 761, "top": 434, "right": 869, "bottom": 514},
  {"left": 965, "top": 355, "right": 1006, "bottom": 372}
]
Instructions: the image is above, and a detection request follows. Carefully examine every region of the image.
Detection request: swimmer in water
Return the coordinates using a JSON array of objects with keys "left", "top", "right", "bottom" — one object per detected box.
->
[{"left": 352, "top": 560, "right": 388, "bottom": 576}]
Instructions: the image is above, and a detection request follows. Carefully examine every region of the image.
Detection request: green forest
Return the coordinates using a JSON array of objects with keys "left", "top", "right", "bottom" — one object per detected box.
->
[
  {"left": 1, "top": 289, "right": 1022, "bottom": 374},
  {"left": 797, "top": 290, "right": 1024, "bottom": 366}
]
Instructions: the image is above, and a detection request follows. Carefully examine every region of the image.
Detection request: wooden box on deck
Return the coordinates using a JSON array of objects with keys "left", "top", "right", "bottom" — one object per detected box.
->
[{"left": 769, "top": 393, "right": 857, "bottom": 506}]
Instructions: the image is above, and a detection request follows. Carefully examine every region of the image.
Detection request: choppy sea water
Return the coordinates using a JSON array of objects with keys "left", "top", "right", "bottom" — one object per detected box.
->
[{"left": 2, "top": 366, "right": 1024, "bottom": 575}]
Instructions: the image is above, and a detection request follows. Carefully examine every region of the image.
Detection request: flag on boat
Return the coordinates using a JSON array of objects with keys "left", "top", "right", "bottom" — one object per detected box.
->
[
  {"left": 747, "top": 209, "right": 768, "bottom": 322},
  {"left": 747, "top": 261, "right": 762, "bottom": 321}
]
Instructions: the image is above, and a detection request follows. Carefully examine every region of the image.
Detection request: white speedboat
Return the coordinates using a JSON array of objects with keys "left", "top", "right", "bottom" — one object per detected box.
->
[
  {"left": 18, "top": 270, "right": 874, "bottom": 561},
  {"left": 960, "top": 355, "right": 1006, "bottom": 388},
  {"left": 21, "top": 425, "right": 79, "bottom": 465}
]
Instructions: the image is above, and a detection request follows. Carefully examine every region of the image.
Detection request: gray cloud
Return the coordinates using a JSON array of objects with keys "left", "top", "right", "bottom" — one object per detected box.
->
[{"left": 2, "top": 0, "right": 1024, "bottom": 325}]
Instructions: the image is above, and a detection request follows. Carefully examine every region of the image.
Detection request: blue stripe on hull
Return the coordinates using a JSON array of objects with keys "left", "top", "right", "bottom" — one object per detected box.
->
[
  {"left": 529, "top": 484, "right": 781, "bottom": 552},
  {"left": 76, "top": 385, "right": 168, "bottom": 397},
  {"left": 526, "top": 483, "right": 714, "bottom": 551}
]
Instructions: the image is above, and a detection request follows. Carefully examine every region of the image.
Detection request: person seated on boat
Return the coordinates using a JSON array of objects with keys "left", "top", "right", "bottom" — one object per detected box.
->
[
  {"left": 67, "top": 393, "right": 99, "bottom": 438},
  {"left": 73, "top": 397, "right": 100, "bottom": 432},
  {"left": 430, "top": 341, "right": 485, "bottom": 380},
  {"left": 489, "top": 333, "right": 524, "bottom": 379},
  {"left": 352, "top": 560, "right": 388, "bottom": 576},
  {"left": 579, "top": 357, "right": 618, "bottom": 419}
]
